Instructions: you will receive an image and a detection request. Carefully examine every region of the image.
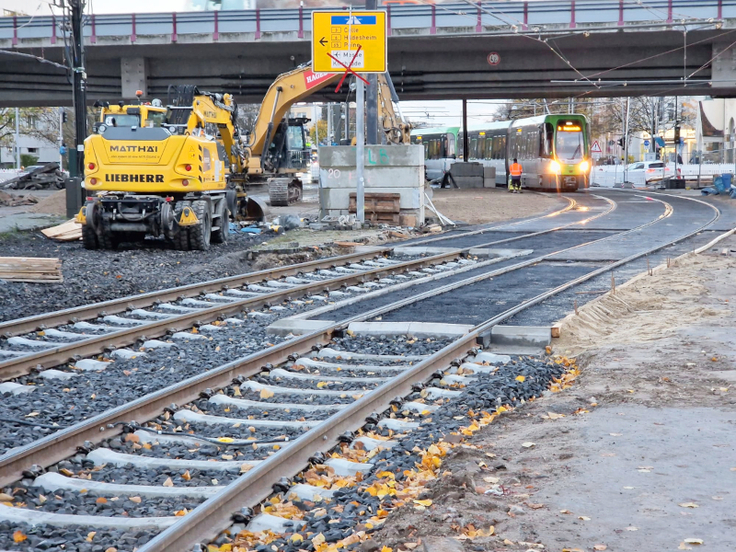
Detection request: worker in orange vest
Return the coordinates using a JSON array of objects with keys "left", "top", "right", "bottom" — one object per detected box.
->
[{"left": 509, "top": 158, "right": 523, "bottom": 193}]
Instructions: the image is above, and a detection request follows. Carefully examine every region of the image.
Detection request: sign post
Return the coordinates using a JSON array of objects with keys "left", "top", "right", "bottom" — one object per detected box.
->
[{"left": 312, "top": 10, "right": 387, "bottom": 224}]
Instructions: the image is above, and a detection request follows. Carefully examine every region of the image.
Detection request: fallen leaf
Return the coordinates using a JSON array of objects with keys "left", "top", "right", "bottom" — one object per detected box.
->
[
  {"left": 545, "top": 412, "right": 565, "bottom": 420},
  {"left": 578, "top": 516, "right": 591, "bottom": 521},
  {"left": 105, "top": 548, "right": 117, "bottom": 552},
  {"left": 86, "top": 532, "right": 96, "bottom": 542},
  {"left": 162, "top": 477, "right": 174, "bottom": 487},
  {"left": 625, "top": 526, "right": 638, "bottom": 531},
  {"left": 684, "top": 538, "right": 704, "bottom": 545},
  {"left": 129, "top": 496, "right": 142, "bottom": 503},
  {"left": 290, "top": 534, "right": 304, "bottom": 543},
  {"left": 623, "top": 486, "right": 635, "bottom": 490},
  {"left": 413, "top": 499, "right": 433, "bottom": 507},
  {"left": 527, "top": 503, "right": 545, "bottom": 509},
  {"left": 609, "top": 433, "right": 623, "bottom": 437},
  {"left": 259, "top": 388, "right": 274, "bottom": 400},
  {"left": 560, "top": 509, "right": 573, "bottom": 514},
  {"left": 712, "top": 496, "right": 723, "bottom": 500},
  {"left": 312, "top": 533, "right": 326, "bottom": 546},
  {"left": 678, "top": 502, "right": 699, "bottom": 508},
  {"left": 594, "top": 546, "right": 607, "bottom": 551},
  {"left": 678, "top": 544, "right": 693, "bottom": 550},
  {"left": 13, "top": 531, "right": 27, "bottom": 543},
  {"left": 96, "top": 497, "right": 107, "bottom": 504},
  {"left": 174, "top": 509, "right": 189, "bottom": 516},
  {"left": 483, "top": 476, "right": 499, "bottom": 484},
  {"left": 521, "top": 442, "right": 535, "bottom": 448},
  {"left": 515, "top": 375, "right": 526, "bottom": 382}
]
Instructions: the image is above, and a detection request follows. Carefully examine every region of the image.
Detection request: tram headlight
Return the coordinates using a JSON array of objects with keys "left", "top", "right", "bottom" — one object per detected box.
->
[
  {"left": 579, "top": 160, "right": 590, "bottom": 172},
  {"left": 549, "top": 160, "right": 561, "bottom": 174}
]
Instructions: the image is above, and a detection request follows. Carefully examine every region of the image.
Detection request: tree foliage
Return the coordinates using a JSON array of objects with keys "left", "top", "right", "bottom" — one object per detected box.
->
[{"left": 309, "top": 120, "right": 328, "bottom": 145}]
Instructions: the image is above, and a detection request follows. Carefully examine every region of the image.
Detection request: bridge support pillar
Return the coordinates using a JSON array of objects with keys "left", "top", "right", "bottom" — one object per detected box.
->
[
  {"left": 711, "top": 41, "right": 736, "bottom": 90},
  {"left": 121, "top": 57, "right": 148, "bottom": 99}
]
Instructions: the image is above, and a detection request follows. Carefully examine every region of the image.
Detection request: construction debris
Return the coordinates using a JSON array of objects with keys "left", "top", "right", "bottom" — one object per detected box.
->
[
  {"left": 0, "top": 190, "right": 39, "bottom": 207},
  {"left": 0, "top": 257, "right": 62, "bottom": 283},
  {"left": 1, "top": 163, "right": 66, "bottom": 190},
  {"left": 41, "top": 219, "right": 82, "bottom": 242}
]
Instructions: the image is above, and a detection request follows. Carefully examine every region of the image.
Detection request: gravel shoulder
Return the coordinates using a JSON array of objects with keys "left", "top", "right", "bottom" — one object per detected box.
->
[
  {"left": 0, "top": 189, "right": 561, "bottom": 323},
  {"left": 368, "top": 237, "right": 736, "bottom": 551}
]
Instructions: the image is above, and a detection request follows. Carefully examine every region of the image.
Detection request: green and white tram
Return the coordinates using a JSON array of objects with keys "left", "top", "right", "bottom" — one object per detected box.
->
[
  {"left": 411, "top": 113, "right": 591, "bottom": 192},
  {"left": 507, "top": 114, "right": 591, "bottom": 192}
]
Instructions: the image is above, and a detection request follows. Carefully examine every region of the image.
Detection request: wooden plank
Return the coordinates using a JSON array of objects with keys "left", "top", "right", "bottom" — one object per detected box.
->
[
  {"left": 42, "top": 219, "right": 82, "bottom": 241},
  {"left": 0, "top": 256, "right": 63, "bottom": 284}
]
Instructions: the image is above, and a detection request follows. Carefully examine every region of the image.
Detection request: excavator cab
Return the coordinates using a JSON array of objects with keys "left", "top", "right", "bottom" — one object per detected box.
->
[{"left": 264, "top": 117, "right": 310, "bottom": 173}]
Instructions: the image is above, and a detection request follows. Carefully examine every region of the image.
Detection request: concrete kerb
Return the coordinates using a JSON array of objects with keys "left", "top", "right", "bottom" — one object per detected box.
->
[{"left": 346, "top": 322, "right": 474, "bottom": 339}]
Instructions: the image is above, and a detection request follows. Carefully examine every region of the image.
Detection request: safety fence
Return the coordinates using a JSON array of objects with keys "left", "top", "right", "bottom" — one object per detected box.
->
[{"left": 590, "top": 163, "right": 735, "bottom": 187}]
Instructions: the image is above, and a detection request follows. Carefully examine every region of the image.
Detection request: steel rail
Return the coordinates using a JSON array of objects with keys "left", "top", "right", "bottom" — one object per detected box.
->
[
  {"left": 140, "top": 192, "right": 722, "bottom": 552},
  {"left": 0, "top": 194, "right": 583, "bottom": 339},
  {"left": 0, "top": 195, "right": 626, "bottom": 486},
  {"left": 0, "top": 249, "right": 469, "bottom": 381},
  {"left": 0, "top": 249, "right": 395, "bottom": 338}
]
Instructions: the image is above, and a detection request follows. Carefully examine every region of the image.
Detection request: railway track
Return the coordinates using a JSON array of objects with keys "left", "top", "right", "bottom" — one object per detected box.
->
[{"left": 0, "top": 191, "right": 719, "bottom": 552}]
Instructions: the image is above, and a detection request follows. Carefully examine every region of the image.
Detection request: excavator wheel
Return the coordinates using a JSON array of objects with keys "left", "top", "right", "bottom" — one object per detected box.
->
[
  {"left": 211, "top": 199, "right": 229, "bottom": 245},
  {"left": 172, "top": 201, "right": 192, "bottom": 251},
  {"left": 268, "top": 178, "right": 303, "bottom": 206},
  {"left": 188, "top": 199, "right": 212, "bottom": 251}
]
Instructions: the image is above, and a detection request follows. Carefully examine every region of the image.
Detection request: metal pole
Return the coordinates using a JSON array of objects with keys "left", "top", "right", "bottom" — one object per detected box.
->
[
  {"left": 623, "top": 97, "right": 630, "bottom": 183},
  {"left": 59, "top": 107, "right": 64, "bottom": 167},
  {"left": 462, "top": 99, "right": 469, "bottom": 163},
  {"left": 71, "top": 0, "right": 87, "bottom": 176},
  {"left": 356, "top": 79, "right": 365, "bottom": 224},
  {"left": 14, "top": 107, "right": 20, "bottom": 169},
  {"left": 365, "top": 0, "right": 378, "bottom": 145},
  {"left": 344, "top": 102, "right": 350, "bottom": 144}
]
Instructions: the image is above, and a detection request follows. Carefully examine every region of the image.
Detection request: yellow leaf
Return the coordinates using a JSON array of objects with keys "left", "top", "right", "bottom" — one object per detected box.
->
[
  {"left": 129, "top": 496, "right": 142, "bottom": 503},
  {"left": 260, "top": 388, "right": 274, "bottom": 399},
  {"left": 413, "top": 499, "right": 433, "bottom": 507},
  {"left": 216, "top": 437, "right": 234, "bottom": 443},
  {"left": 684, "top": 538, "right": 704, "bottom": 545},
  {"left": 290, "top": 534, "right": 304, "bottom": 543},
  {"left": 13, "top": 531, "right": 27, "bottom": 543},
  {"left": 174, "top": 509, "right": 189, "bottom": 516},
  {"left": 594, "top": 546, "right": 607, "bottom": 551},
  {"left": 381, "top": 547, "right": 393, "bottom": 552},
  {"left": 515, "top": 375, "right": 526, "bottom": 382},
  {"left": 86, "top": 532, "right": 96, "bottom": 542},
  {"left": 312, "top": 533, "right": 326, "bottom": 546},
  {"left": 182, "top": 470, "right": 192, "bottom": 481},
  {"left": 678, "top": 502, "right": 699, "bottom": 508},
  {"left": 162, "top": 477, "right": 174, "bottom": 487}
]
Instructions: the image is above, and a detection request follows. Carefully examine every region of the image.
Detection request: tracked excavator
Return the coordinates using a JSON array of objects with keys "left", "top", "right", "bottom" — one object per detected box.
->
[{"left": 80, "top": 64, "right": 410, "bottom": 250}]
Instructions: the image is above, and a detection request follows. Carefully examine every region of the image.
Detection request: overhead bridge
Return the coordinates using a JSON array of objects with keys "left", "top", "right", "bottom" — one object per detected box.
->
[{"left": 1, "top": 0, "right": 736, "bottom": 106}]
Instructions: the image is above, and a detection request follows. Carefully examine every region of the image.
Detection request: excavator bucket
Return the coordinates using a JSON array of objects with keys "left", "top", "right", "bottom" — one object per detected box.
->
[{"left": 243, "top": 196, "right": 268, "bottom": 222}]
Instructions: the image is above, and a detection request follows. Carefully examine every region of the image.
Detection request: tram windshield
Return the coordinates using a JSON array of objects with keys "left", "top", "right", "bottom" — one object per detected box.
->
[{"left": 556, "top": 126, "right": 584, "bottom": 161}]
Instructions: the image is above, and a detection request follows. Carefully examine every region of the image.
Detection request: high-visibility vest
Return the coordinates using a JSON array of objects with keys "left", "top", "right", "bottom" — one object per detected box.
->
[{"left": 509, "top": 163, "right": 523, "bottom": 177}]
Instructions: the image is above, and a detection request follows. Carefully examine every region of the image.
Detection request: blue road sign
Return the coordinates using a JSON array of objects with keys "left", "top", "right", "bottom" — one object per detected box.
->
[
  {"left": 643, "top": 140, "right": 650, "bottom": 147},
  {"left": 331, "top": 15, "right": 377, "bottom": 25}
]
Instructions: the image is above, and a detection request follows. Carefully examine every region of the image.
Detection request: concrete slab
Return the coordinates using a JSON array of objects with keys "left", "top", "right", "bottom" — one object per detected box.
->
[
  {"left": 266, "top": 319, "right": 336, "bottom": 336},
  {"left": 479, "top": 325, "right": 551, "bottom": 351},
  {"left": 347, "top": 321, "right": 473, "bottom": 338}
]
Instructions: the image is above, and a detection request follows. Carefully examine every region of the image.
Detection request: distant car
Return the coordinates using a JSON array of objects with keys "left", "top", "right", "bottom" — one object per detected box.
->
[{"left": 627, "top": 161, "right": 672, "bottom": 183}]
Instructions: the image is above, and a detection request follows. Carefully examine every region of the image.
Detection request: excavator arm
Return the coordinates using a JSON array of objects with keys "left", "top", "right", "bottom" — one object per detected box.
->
[
  {"left": 376, "top": 73, "right": 412, "bottom": 145},
  {"left": 248, "top": 63, "right": 342, "bottom": 161}
]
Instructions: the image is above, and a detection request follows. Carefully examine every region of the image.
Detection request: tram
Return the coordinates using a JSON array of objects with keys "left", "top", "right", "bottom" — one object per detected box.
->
[{"left": 411, "top": 113, "right": 591, "bottom": 191}]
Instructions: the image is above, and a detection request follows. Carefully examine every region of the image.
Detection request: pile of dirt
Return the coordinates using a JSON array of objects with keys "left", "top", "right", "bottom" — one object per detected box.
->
[
  {"left": 29, "top": 190, "right": 66, "bottom": 216},
  {"left": 553, "top": 253, "right": 732, "bottom": 356},
  {"left": 430, "top": 188, "right": 562, "bottom": 225},
  {"left": 0, "top": 190, "right": 38, "bottom": 207}
]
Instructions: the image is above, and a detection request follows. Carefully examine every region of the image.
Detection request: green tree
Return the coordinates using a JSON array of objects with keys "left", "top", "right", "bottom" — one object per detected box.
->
[{"left": 310, "top": 120, "right": 328, "bottom": 145}]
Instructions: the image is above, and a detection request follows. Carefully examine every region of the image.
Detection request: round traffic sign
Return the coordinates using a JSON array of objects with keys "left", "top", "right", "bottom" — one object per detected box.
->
[
  {"left": 487, "top": 52, "right": 501, "bottom": 66},
  {"left": 644, "top": 140, "right": 650, "bottom": 147}
]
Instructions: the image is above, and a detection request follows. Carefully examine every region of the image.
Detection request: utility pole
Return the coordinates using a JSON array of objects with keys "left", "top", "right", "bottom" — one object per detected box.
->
[
  {"left": 365, "top": 0, "right": 378, "bottom": 145},
  {"left": 14, "top": 107, "right": 20, "bottom": 169},
  {"left": 623, "top": 97, "right": 630, "bottom": 183}
]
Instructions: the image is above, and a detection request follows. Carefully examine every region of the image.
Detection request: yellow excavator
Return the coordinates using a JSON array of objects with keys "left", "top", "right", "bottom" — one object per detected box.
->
[{"left": 80, "top": 63, "right": 410, "bottom": 250}]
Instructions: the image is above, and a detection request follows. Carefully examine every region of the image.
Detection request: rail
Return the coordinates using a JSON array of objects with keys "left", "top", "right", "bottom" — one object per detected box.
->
[{"left": 1, "top": 1, "right": 732, "bottom": 46}]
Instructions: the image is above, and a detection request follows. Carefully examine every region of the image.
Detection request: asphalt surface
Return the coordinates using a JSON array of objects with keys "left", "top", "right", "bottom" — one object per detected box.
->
[{"left": 313, "top": 189, "right": 726, "bottom": 325}]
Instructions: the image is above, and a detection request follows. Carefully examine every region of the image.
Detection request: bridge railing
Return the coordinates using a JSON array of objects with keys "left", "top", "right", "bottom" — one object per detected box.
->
[{"left": 0, "top": 1, "right": 732, "bottom": 45}]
